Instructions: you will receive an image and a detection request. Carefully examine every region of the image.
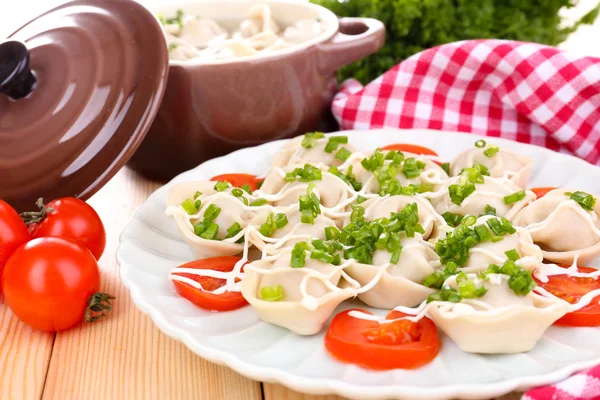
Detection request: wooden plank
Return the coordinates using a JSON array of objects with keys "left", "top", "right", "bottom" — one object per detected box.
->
[
  {"left": 263, "top": 384, "right": 523, "bottom": 400},
  {"left": 41, "top": 168, "right": 262, "bottom": 400},
  {"left": 0, "top": 308, "right": 54, "bottom": 400}
]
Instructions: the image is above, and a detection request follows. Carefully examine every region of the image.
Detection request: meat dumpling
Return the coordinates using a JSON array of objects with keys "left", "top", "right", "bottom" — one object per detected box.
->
[
  {"left": 513, "top": 189, "right": 600, "bottom": 263},
  {"left": 428, "top": 169, "right": 534, "bottom": 220},
  {"left": 270, "top": 133, "right": 357, "bottom": 169},
  {"left": 427, "top": 272, "right": 568, "bottom": 353},
  {"left": 345, "top": 234, "right": 440, "bottom": 308},
  {"left": 241, "top": 248, "right": 354, "bottom": 335},
  {"left": 450, "top": 142, "right": 532, "bottom": 188}
]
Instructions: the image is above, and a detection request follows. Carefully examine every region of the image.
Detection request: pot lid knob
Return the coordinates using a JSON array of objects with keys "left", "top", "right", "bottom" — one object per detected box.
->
[{"left": 0, "top": 40, "right": 36, "bottom": 100}]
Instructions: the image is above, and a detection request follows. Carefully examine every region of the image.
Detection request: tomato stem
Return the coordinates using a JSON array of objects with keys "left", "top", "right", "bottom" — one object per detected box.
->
[
  {"left": 19, "top": 198, "right": 53, "bottom": 226},
  {"left": 85, "top": 292, "right": 116, "bottom": 323}
]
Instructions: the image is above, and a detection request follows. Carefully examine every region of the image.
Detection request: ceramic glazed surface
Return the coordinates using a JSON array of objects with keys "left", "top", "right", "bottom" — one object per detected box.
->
[
  {"left": 119, "top": 129, "right": 600, "bottom": 400},
  {"left": 127, "top": 0, "right": 385, "bottom": 181},
  {"left": 0, "top": 0, "right": 168, "bottom": 211}
]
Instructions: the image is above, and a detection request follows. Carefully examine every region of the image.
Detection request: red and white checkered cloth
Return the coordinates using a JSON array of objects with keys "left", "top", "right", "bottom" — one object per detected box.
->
[
  {"left": 330, "top": 39, "right": 600, "bottom": 399},
  {"left": 331, "top": 39, "right": 600, "bottom": 165}
]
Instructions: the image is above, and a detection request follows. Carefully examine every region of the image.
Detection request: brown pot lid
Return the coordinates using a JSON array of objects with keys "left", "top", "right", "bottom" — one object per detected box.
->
[{"left": 0, "top": 0, "right": 168, "bottom": 212}]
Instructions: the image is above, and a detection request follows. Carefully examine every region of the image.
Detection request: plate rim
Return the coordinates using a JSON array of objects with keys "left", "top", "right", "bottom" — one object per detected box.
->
[{"left": 118, "top": 128, "right": 600, "bottom": 400}]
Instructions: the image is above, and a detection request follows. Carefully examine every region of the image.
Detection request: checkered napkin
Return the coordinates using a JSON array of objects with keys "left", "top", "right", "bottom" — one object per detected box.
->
[
  {"left": 330, "top": 39, "right": 600, "bottom": 398},
  {"left": 331, "top": 39, "right": 600, "bottom": 165}
]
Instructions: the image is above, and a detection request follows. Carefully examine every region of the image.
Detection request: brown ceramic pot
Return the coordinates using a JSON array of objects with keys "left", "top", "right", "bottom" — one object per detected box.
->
[{"left": 127, "top": 0, "right": 385, "bottom": 181}]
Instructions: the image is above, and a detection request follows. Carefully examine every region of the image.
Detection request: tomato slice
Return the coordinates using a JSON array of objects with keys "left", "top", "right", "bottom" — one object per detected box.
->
[
  {"left": 535, "top": 266, "right": 600, "bottom": 327},
  {"left": 324, "top": 309, "right": 441, "bottom": 370},
  {"left": 381, "top": 144, "right": 439, "bottom": 157},
  {"left": 530, "top": 187, "right": 557, "bottom": 199},
  {"left": 171, "top": 256, "right": 248, "bottom": 312},
  {"left": 210, "top": 173, "right": 262, "bottom": 192}
]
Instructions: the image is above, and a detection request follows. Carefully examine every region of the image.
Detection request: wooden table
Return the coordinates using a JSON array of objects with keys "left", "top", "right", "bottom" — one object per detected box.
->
[{"left": 0, "top": 167, "right": 522, "bottom": 400}]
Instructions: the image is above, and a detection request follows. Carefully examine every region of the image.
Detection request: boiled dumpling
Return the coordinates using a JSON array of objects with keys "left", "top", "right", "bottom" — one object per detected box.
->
[
  {"left": 167, "top": 35, "right": 201, "bottom": 61},
  {"left": 460, "top": 215, "right": 543, "bottom": 273},
  {"left": 356, "top": 195, "right": 447, "bottom": 240},
  {"left": 179, "top": 17, "right": 227, "bottom": 48},
  {"left": 241, "top": 250, "right": 354, "bottom": 335},
  {"left": 345, "top": 234, "right": 440, "bottom": 308},
  {"left": 427, "top": 272, "right": 568, "bottom": 353},
  {"left": 283, "top": 19, "right": 324, "bottom": 44},
  {"left": 428, "top": 171, "right": 534, "bottom": 220},
  {"left": 450, "top": 143, "right": 532, "bottom": 188},
  {"left": 248, "top": 207, "right": 336, "bottom": 254},
  {"left": 166, "top": 181, "right": 260, "bottom": 259},
  {"left": 270, "top": 133, "right": 357, "bottom": 169},
  {"left": 513, "top": 189, "right": 600, "bottom": 263},
  {"left": 237, "top": 3, "right": 280, "bottom": 38},
  {"left": 348, "top": 150, "right": 449, "bottom": 195}
]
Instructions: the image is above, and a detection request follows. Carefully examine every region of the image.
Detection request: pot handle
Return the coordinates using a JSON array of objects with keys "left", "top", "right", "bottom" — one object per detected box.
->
[{"left": 317, "top": 17, "right": 386, "bottom": 75}]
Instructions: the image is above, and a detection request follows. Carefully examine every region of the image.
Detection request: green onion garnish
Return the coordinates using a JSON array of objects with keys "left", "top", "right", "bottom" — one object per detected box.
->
[
  {"left": 335, "top": 147, "right": 352, "bottom": 162},
  {"left": 442, "top": 212, "right": 463, "bottom": 227},
  {"left": 475, "top": 139, "right": 486, "bottom": 148},
  {"left": 440, "top": 162, "right": 450, "bottom": 175},
  {"left": 325, "top": 226, "right": 340, "bottom": 240},
  {"left": 274, "top": 213, "right": 288, "bottom": 229},
  {"left": 361, "top": 149, "right": 386, "bottom": 171},
  {"left": 241, "top": 184, "right": 252, "bottom": 194},
  {"left": 284, "top": 164, "right": 322, "bottom": 183},
  {"left": 328, "top": 166, "right": 362, "bottom": 191},
  {"left": 226, "top": 222, "right": 243, "bottom": 239},
  {"left": 505, "top": 249, "right": 520, "bottom": 261},
  {"left": 231, "top": 188, "right": 244, "bottom": 197},
  {"left": 213, "top": 181, "right": 230, "bottom": 192},
  {"left": 194, "top": 191, "right": 202, "bottom": 199},
  {"left": 402, "top": 158, "right": 427, "bottom": 179},
  {"left": 483, "top": 204, "right": 496, "bottom": 216},
  {"left": 260, "top": 284, "right": 284, "bottom": 302},
  {"left": 474, "top": 224, "right": 491, "bottom": 242},
  {"left": 504, "top": 190, "right": 526, "bottom": 204},
  {"left": 181, "top": 198, "right": 198, "bottom": 215},
  {"left": 203, "top": 204, "right": 221, "bottom": 221},
  {"left": 324, "top": 136, "right": 349, "bottom": 153},
  {"left": 200, "top": 222, "right": 219, "bottom": 240},
  {"left": 249, "top": 198, "right": 268, "bottom": 207},
  {"left": 299, "top": 184, "right": 321, "bottom": 224},
  {"left": 483, "top": 144, "right": 499, "bottom": 157},
  {"left": 291, "top": 242, "right": 307, "bottom": 268},
  {"left": 301, "top": 131, "right": 324, "bottom": 148},
  {"left": 478, "top": 259, "right": 536, "bottom": 296},
  {"left": 568, "top": 191, "right": 597, "bottom": 211},
  {"left": 259, "top": 213, "right": 275, "bottom": 236},
  {"left": 356, "top": 195, "right": 367, "bottom": 204}
]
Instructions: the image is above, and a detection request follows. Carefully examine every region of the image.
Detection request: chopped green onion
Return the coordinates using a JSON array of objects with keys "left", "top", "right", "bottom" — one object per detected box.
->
[
  {"left": 194, "top": 191, "right": 202, "bottom": 199},
  {"left": 462, "top": 215, "right": 477, "bottom": 226},
  {"left": 274, "top": 213, "right": 288, "bottom": 229},
  {"left": 390, "top": 248, "right": 402, "bottom": 264},
  {"left": 226, "top": 222, "right": 243, "bottom": 238},
  {"left": 328, "top": 166, "right": 362, "bottom": 191},
  {"left": 213, "top": 181, "right": 230, "bottom": 192},
  {"left": 475, "top": 139, "right": 486, "bottom": 148},
  {"left": 356, "top": 195, "right": 367, "bottom": 204},
  {"left": 361, "top": 150, "right": 385, "bottom": 171},
  {"left": 260, "top": 284, "right": 284, "bottom": 302},
  {"left": 483, "top": 204, "right": 497, "bottom": 216},
  {"left": 474, "top": 224, "right": 491, "bottom": 242},
  {"left": 441, "top": 212, "right": 462, "bottom": 227},
  {"left": 291, "top": 242, "right": 307, "bottom": 268},
  {"left": 427, "top": 284, "right": 462, "bottom": 303},
  {"left": 195, "top": 199, "right": 202, "bottom": 209},
  {"left": 483, "top": 144, "right": 499, "bottom": 157},
  {"left": 181, "top": 198, "right": 198, "bottom": 215},
  {"left": 448, "top": 182, "right": 476, "bottom": 205},
  {"left": 301, "top": 131, "right": 324, "bottom": 148},
  {"left": 231, "top": 188, "right": 244, "bottom": 197},
  {"left": 505, "top": 249, "right": 520, "bottom": 261},
  {"left": 259, "top": 213, "right": 275, "bottom": 236},
  {"left": 241, "top": 184, "right": 252, "bottom": 194},
  {"left": 199, "top": 222, "right": 219, "bottom": 240},
  {"left": 324, "top": 136, "right": 349, "bottom": 153},
  {"left": 249, "top": 198, "right": 268, "bottom": 207},
  {"left": 504, "top": 190, "right": 526, "bottom": 204},
  {"left": 256, "top": 180, "right": 264, "bottom": 189},
  {"left": 203, "top": 204, "right": 221, "bottom": 221},
  {"left": 568, "top": 191, "right": 597, "bottom": 211},
  {"left": 285, "top": 164, "right": 323, "bottom": 183},
  {"left": 440, "top": 162, "right": 450, "bottom": 175},
  {"left": 402, "top": 158, "right": 426, "bottom": 179},
  {"left": 325, "top": 226, "right": 340, "bottom": 240},
  {"left": 335, "top": 147, "right": 352, "bottom": 161}
]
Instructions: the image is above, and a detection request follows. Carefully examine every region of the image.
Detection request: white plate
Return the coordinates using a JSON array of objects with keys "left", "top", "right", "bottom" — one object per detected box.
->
[{"left": 118, "top": 129, "right": 600, "bottom": 400}]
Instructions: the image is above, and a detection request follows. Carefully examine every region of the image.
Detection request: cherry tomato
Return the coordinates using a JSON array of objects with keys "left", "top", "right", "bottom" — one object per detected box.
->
[
  {"left": 325, "top": 309, "right": 441, "bottom": 370},
  {"left": 210, "top": 174, "right": 262, "bottom": 192},
  {"left": 0, "top": 200, "right": 30, "bottom": 292},
  {"left": 171, "top": 256, "right": 248, "bottom": 312},
  {"left": 535, "top": 266, "right": 600, "bottom": 327},
  {"left": 25, "top": 198, "right": 106, "bottom": 260},
  {"left": 2, "top": 237, "right": 113, "bottom": 331},
  {"left": 530, "top": 187, "right": 557, "bottom": 199},
  {"left": 381, "top": 144, "right": 439, "bottom": 157}
]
